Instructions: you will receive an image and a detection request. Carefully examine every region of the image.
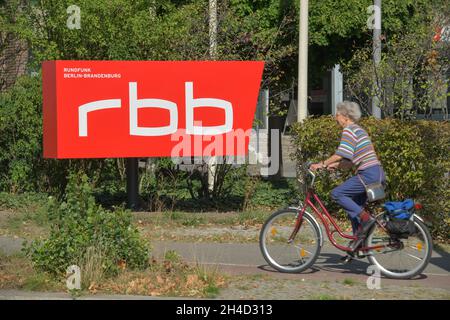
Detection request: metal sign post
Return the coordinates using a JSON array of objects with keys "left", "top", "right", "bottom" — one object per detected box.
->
[{"left": 126, "top": 158, "right": 139, "bottom": 210}]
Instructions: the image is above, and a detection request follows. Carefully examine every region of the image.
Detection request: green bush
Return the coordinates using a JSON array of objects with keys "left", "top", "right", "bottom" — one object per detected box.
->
[
  {"left": 291, "top": 116, "right": 450, "bottom": 241},
  {"left": 0, "top": 76, "right": 129, "bottom": 196},
  {"left": 244, "top": 178, "right": 298, "bottom": 209},
  {"left": 24, "top": 173, "right": 149, "bottom": 277},
  {"left": 0, "top": 76, "right": 42, "bottom": 192},
  {"left": 0, "top": 192, "right": 48, "bottom": 211}
]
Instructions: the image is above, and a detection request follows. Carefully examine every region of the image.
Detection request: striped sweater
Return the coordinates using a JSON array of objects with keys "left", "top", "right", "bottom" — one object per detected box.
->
[{"left": 335, "top": 124, "right": 381, "bottom": 171}]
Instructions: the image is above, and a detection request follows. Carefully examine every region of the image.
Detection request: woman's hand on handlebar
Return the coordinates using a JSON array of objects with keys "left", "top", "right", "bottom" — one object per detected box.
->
[
  {"left": 326, "top": 162, "right": 340, "bottom": 171},
  {"left": 310, "top": 162, "right": 325, "bottom": 171},
  {"left": 310, "top": 162, "right": 339, "bottom": 171}
]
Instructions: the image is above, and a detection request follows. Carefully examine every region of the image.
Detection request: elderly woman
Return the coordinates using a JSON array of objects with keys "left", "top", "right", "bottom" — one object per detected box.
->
[{"left": 310, "top": 101, "right": 386, "bottom": 251}]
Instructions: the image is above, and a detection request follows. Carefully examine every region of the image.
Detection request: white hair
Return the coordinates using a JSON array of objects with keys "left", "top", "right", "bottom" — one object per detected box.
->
[{"left": 336, "top": 101, "right": 362, "bottom": 121}]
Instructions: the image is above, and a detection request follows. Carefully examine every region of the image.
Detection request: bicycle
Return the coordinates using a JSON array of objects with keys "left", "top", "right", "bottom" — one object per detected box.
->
[{"left": 259, "top": 163, "right": 433, "bottom": 279}]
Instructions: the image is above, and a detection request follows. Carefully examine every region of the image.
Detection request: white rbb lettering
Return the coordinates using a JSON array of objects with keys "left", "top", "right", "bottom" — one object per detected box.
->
[
  {"left": 185, "top": 82, "right": 233, "bottom": 135},
  {"left": 78, "top": 99, "right": 121, "bottom": 137},
  {"left": 78, "top": 82, "right": 233, "bottom": 137},
  {"left": 129, "top": 82, "right": 178, "bottom": 136}
]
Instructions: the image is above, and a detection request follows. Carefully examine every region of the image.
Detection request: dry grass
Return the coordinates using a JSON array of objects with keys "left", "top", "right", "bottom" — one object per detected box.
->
[
  {"left": 0, "top": 250, "right": 227, "bottom": 298},
  {"left": 1, "top": 206, "right": 359, "bottom": 245},
  {"left": 140, "top": 226, "right": 261, "bottom": 243},
  {"left": 0, "top": 253, "right": 64, "bottom": 291},
  {"left": 77, "top": 245, "right": 107, "bottom": 291},
  {"left": 96, "top": 254, "right": 226, "bottom": 298},
  {"left": 0, "top": 210, "right": 49, "bottom": 239}
]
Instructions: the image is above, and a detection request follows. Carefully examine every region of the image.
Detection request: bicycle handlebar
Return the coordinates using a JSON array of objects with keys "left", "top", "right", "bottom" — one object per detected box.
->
[
  {"left": 298, "top": 161, "right": 316, "bottom": 188},
  {"left": 300, "top": 161, "right": 343, "bottom": 189}
]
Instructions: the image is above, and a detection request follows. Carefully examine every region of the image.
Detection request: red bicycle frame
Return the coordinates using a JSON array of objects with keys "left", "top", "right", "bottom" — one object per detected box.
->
[{"left": 291, "top": 188, "right": 387, "bottom": 253}]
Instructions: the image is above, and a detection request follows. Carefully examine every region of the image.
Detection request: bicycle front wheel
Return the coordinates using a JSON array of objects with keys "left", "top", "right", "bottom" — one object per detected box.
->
[
  {"left": 366, "top": 216, "right": 432, "bottom": 279},
  {"left": 259, "top": 208, "right": 322, "bottom": 273}
]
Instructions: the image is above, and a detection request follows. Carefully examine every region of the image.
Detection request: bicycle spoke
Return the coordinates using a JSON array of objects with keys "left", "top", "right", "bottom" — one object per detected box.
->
[
  {"left": 292, "top": 244, "right": 312, "bottom": 254},
  {"left": 406, "top": 253, "right": 423, "bottom": 261}
]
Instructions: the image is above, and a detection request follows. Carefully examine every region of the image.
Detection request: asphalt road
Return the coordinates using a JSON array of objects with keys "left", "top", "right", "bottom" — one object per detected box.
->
[
  {"left": 1, "top": 236, "right": 449, "bottom": 290},
  {"left": 152, "top": 241, "right": 450, "bottom": 289}
]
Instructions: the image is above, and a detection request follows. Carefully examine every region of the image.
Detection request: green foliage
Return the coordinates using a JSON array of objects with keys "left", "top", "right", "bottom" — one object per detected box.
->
[
  {"left": 140, "top": 158, "right": 191, "bottom": 211},
  {"left": 26, "top": 0, "right": 160, "bottom": 62},
  {"left": 164, "top": 250, "right": 182, "bottom": 263},
  {"left": 0, "top": 192, "right": 50, "bottom": 231},
  {"left": 291, "top": 116, "right": 450, "bottom": 241},
  {"left": 342, "top": 0, "right": 450, "bottom": 118},
  {"left": 0, "top": 75, "right": 131, "bottom": 195},
  {"left": 3, "top": 0, "right": 446, "bottom": 114},
  {"left": 0, "top": 191, "right": 48, "bottom": 211},
  {"left": 24, "top": 172, "right": 149, "bottom": 277},
  {"left": 22, "top": 273, "right": 58, "bottom": 292},
  {"left": 219, "top": 0, "right": 297, "bottom": 91},
  {"left": 0, "top": 76, "right": 43, "bottom": 192},
  {"left": 23, "top": 0, "right": 211, "bottom": 64},
  {"left": 245, "top": 178, "right": 298, "bottom": 209},
  {"left": 220, "top": 0, "right": 443, "bottom": 94},
  {"left": 307, "top": 0, "right": 442, "bottom": 88},
  {"left": 139, "top": 157, "right": 297, "bottom": 212}
]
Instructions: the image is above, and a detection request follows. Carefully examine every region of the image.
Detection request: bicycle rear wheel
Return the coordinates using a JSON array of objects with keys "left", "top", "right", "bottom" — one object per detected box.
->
[
  {"left": 365, "top": 216, "right": 432, "bottom": 279},
  {"left": 259, "top": 208, "right": 322, "bottom": 273}
]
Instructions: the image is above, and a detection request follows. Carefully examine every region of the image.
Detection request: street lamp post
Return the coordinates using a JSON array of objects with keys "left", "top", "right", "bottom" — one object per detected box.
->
[
  {"left": 297, "top": 0, "right": 309, "bottom": 122},
  {"left": 208, "top": 0, "right": 218, "bottom": 191},
  {"left": 209, "top": 0, "right": 218, "bottom": 60},
  {"left": 372, "top": 0, "right": 382, "bottom": 118}
]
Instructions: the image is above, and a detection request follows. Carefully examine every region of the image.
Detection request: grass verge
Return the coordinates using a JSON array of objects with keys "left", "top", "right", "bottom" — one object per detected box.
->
[{"left": 0, "top": 250, "right": 226, "bottom": 298}]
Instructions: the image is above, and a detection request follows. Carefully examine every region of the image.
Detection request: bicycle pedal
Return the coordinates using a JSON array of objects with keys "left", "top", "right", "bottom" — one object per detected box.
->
[{"left": 340, "top": 255, "right": 353, "bottom": 264}]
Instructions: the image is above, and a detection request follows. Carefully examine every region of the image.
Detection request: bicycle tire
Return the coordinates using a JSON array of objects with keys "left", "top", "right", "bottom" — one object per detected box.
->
[
  {"left": 365, "top": 216, "right": 433, "bottom": 279},
  {"left": 259, "top": 208, "right": 322, "bottom": 273}
]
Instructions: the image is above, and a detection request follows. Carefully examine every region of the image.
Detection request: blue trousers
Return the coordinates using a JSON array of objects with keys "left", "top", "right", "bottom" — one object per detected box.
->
[{"left": 331, "top": 165, "right": 386, "bottom": 234}]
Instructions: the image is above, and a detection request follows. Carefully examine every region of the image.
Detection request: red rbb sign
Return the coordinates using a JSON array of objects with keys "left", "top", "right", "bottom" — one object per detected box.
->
[{"left": 42, "top": 60, "right": 264, "bottom": 158}]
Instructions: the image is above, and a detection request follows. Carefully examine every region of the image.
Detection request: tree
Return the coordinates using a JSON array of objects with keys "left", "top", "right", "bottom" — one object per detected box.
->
[
  {"left": 9, "top": 0, "right": 444, "bottom": 114},
  {"left": 342, "top": 2, "right": 450, "bottom": 118}
]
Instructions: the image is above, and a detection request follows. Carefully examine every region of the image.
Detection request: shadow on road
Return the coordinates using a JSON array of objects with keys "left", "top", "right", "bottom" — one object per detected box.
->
[
  {"left": 256, "top": 265, "right": 320, "bottom": 275},
  {"left": 315, "top": 253, "right": 370, "bottom": 275},
  {"left": 316, "top": 253, "right": 428, "bottom": 280},
  {"left": 257, "top": 253, "right": 430, "bottom": 281},
  {"left": 430, "top": 247, "right": 450, "bottom": 273}
]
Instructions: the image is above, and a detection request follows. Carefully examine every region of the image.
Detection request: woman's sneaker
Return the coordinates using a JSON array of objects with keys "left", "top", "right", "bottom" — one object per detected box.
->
[{"left": 349, "top": 211, "right": 376, "bottom": 251}]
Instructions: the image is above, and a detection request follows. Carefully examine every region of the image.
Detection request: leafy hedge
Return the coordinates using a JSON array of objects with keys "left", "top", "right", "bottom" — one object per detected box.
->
[
  {"left": 291, "top": 116, "right": 450, "bottom": 242},
  {"left": 25, "top": 173, "right": 149, "bottom": 277},
  {"left": 0, "top": 76, "right": 43, "bottom": 192}
]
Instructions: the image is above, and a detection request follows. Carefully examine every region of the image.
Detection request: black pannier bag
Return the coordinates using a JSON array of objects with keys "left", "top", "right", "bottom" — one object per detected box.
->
[
  {"left": 385, "top": 218, "right": 417, "bottom": 239},
  {"left": 383, "top": 199, "right": 418, "bottom": 239}
]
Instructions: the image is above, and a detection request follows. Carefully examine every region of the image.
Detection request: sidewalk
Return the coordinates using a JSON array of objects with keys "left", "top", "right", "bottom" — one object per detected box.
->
[
  {"left": 1, "top": 236, "right": 449, "bottom": 299},
  {"left": 151, "top": 241, "right": 450, "bottom": 289},
  {"left": 0, "top": 289, "right": 196, "bottom": 300},
  {"left": 2, "top": 235, "right": 449, "bottom": 288}
]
